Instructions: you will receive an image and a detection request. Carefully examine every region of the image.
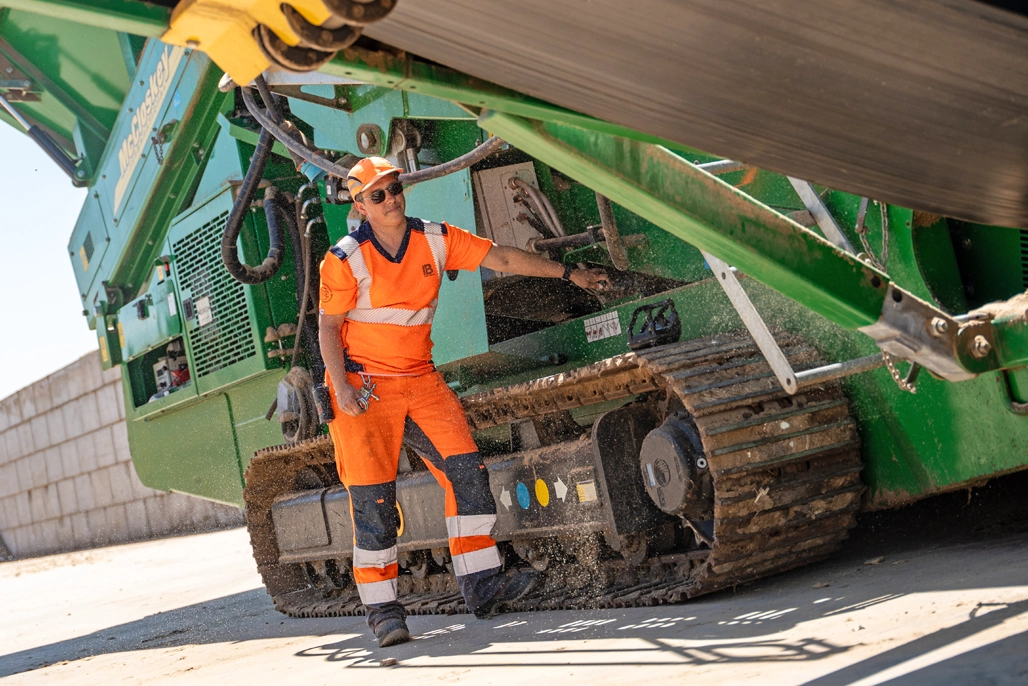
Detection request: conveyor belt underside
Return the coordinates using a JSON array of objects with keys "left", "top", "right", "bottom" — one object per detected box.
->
[{"left": 365, "top": 0, "right": 1028, "bottom": 227}]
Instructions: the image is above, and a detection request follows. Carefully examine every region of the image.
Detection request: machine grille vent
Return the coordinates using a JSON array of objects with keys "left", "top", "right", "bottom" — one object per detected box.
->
[
  {"left": 82, "top": 232, "right": 94, "bottom": 262},
  {"left": 172, "top": 210, "right": 256, "bottom": 377},
  {"left": 1021, "top": 230, "right": 1028, "bottom": 290}
]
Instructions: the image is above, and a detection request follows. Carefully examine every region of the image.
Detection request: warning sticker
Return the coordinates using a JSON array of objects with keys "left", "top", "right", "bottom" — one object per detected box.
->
[
  {"left": 576, "top": 480, "right": 598, "bottom": 503},
  {"left": 167, "top": 293, "right": 177, "bottom": 318},
  {"left": 195, "top": 296, "right": 213, "bottom": 326},
  {"left": 584, "top": 311, "right": 622, "bottom": 343}
]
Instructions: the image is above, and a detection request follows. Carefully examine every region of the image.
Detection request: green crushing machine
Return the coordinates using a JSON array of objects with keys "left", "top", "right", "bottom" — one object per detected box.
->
[{"left": 2, "top": 0, "right": 1028, "bottom": 613}]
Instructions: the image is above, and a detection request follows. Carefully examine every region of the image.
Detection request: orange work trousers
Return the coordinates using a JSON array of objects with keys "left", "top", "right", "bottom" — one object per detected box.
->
[{"left": 327, "top": 371, "right": 501, "bottom": 618}]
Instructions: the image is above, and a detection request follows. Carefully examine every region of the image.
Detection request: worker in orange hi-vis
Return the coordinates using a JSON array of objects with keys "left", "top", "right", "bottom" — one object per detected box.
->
[{"left": 319, "top": 157, "right": 610, "bottom": 647}]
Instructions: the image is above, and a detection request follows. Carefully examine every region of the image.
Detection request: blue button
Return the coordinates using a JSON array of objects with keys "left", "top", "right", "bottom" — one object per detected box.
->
[{"left": 515, "top": 482, "right": 531, "bottom": 509}]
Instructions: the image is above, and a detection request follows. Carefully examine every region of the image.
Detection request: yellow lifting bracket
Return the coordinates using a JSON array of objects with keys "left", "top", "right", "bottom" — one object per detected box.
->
[{"left": 162, "top": 0, "right": 394, "bottom": 84}]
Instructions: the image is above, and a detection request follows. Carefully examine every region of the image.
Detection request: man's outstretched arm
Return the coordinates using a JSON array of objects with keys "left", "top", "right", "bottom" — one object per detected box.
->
[{"left": 479, "top": 245, "right": 610, "bottom": 290}]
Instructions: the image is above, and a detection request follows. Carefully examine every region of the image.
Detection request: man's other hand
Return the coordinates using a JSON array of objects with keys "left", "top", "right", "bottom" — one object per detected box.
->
[
  {"left": 571, "top": 268, "right": 611, "bottom": 291},
  {"left": 335, "top": 382, "right": 365, "bottom": 417}
]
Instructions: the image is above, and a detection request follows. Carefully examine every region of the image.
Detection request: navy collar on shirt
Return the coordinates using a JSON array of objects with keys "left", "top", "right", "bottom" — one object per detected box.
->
[{"left": 357, "top": 216, "right": 424, "bottom": 264}]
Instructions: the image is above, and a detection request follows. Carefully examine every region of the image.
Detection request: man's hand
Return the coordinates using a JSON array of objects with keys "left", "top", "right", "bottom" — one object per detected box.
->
[
  {"left": 570, "top": 267, "right": 611, "bottom": 291},
  {"left": 335, "top": 382, "right": 365, "bottom": 417},
  {"left": 480, "top": 245, "right": 612, "bottom": 291}
]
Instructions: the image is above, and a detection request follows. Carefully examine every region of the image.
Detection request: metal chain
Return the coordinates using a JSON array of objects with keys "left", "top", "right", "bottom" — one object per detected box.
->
[
  {"left": 854, "top": 197, "right": 884, "bottom": 270},
  {"left": 856, "top": 199, "right": 912, "bottom": 392},
  {"left": 882, "top": 350, "right": 917, "bottom": 394}
]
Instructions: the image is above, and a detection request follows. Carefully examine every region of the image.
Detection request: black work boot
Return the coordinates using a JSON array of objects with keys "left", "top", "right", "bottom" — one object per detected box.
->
[
  {"left": 374, "top": 617, "right": 411, "bottom": 647},
  {"left": 473, "top": 569, "right": 543, "bottom": 619}
]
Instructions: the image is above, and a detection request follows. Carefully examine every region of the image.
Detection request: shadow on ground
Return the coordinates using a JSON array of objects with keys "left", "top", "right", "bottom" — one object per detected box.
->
[{"left": 3, "top": 471, "right": 1028, "bottom": 680}]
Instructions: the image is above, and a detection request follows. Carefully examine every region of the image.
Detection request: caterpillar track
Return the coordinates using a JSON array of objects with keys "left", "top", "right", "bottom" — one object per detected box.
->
[{"left": 244, "top": 331, "right": 863, "bottom": 617}]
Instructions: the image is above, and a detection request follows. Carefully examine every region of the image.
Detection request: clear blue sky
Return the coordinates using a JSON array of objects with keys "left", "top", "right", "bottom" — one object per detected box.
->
[{"left": 0, "top": 124, "right": 95, "bottom": 400}]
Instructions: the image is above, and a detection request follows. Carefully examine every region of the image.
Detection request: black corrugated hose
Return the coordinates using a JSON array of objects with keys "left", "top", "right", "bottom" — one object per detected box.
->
[{"left": 220, "top": 127, "right": 285, "bottom": 284}]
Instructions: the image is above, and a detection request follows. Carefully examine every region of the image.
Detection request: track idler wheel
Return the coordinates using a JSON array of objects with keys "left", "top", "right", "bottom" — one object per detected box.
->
[
  {"left": 255, "top": 24, "right": 336, "bottom": 72},
  {"left": 638, "top": 411, "right": 714, "bottom": 521}
]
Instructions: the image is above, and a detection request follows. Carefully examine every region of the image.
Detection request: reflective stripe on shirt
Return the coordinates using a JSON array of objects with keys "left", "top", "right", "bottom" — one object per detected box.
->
[{"left": 333, "top": 221, "right": 448, "bottom": 327}]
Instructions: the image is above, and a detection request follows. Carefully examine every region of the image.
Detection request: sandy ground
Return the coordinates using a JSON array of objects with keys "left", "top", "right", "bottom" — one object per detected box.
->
[{"left": 2, "top": 476, "right": 1028, "bottom": 685}]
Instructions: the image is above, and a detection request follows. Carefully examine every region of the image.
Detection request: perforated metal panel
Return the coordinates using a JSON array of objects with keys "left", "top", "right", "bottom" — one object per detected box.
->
[{"left": 173, "top": 210, "right": 256, "bottom": 377}]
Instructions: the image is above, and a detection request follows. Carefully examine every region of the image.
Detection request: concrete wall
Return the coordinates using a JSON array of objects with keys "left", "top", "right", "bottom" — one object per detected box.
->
[{"left": 0, "top": 351, "right": 244, "bottom": 559}]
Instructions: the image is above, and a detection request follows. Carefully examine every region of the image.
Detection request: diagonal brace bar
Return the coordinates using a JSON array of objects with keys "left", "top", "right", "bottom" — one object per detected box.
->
[
  {"left": 788, "top": 177, "right": 857, "bottom": 254},
  {"left": 703, "top": 251, "right": 798, "bottom": 394}
]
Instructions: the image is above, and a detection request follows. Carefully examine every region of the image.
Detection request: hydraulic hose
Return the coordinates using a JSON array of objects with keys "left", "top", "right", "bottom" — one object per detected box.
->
[
  {"left": 397, "top": 135, "right": 505, "bottom": 185},
  {"left": 242, "top": 85, "right": 355, "bottom": 178},
  {"left": 288, "top": 185, "right": 326, "bottom": 381},
  {"left": 254, "top": 75, "right": 286, "bottom": 126},
  {"left": 240, "top": 83, "right": 504, "bottom": 195},
  {"left": 595, "top": 192, "right": 630, "bottom": 270},
  {"left": 511, "top": 177, "right": 565, "bottom": 236},
  {"left": 254, "top": 75, "right": 308, "bottom": 170},
  {"left": 221, "top": 124, "right": 285, "bottom": 284}
]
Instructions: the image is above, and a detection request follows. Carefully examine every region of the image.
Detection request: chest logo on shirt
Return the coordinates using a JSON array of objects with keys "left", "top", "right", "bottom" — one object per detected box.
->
[{"left": 422, "top": 263, "right": 435, "bottom": 277}]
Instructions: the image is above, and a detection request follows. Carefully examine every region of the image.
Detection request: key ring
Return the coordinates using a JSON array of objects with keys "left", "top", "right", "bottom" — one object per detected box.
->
[{"left": 356, "top": 373, "right": 380, "bottom": 412}]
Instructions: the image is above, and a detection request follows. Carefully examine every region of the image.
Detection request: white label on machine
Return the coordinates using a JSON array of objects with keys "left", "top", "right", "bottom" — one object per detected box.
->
[
  {"left": 584, "top": 311, "right": 622, "bottom": 343},
  {"left": 195, "top": 296, "right": 213, "bottom": 326},
  {"left": 167, "top": 293, "right": 177, "bottom": 317},
  {"left": 576, "top": 480, "right": 598, "bottom": 503}
]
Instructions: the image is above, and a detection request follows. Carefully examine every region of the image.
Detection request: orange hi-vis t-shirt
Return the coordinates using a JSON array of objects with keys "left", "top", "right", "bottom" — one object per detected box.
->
[{"left": 318, "top": 216, "right": 494, "bottom": 375}]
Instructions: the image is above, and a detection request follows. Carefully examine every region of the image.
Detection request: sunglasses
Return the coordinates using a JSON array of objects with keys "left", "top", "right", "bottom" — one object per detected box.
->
[{"left": 364, "top": 181, "right": 404, "bottom": 205}]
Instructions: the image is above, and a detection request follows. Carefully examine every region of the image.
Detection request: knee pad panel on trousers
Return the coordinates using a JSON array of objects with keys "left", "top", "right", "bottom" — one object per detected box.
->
[
  {"left": 348, "top": 482, "right": 400, "bottom": 550},
  {"left": 444, "top": 452, "right": 496, "bottom": 516}
]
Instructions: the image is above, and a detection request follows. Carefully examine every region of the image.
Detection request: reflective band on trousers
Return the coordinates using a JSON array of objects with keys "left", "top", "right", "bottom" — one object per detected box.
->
[
  {"left": 334, "top": 221, "right": 447, "bottom": 327},
  {"left": 452, "top": 545, "right": 502, "bottom": 577},
  {"left": 356, "top": 577, "right": 398, "bottom": 605},
  {"left": 446, "top": 514, "right": 496, "bottom": 539},
  {"left": 354, "top": 545, "right": 397, "bottom": 568}
]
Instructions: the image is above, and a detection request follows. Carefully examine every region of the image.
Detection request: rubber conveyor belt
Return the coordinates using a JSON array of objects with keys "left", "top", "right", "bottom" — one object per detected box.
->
[{"left": 363, "top": 0, "right": 1028, "bottom": 227}]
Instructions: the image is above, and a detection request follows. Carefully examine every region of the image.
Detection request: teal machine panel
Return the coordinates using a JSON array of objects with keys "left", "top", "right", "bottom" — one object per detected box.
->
[
  {"left": 407, "top": 169, "right": 490, "bottom": 365},
  {"left": 66, "top": 41, "right": 228, "bottom": 371}
]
